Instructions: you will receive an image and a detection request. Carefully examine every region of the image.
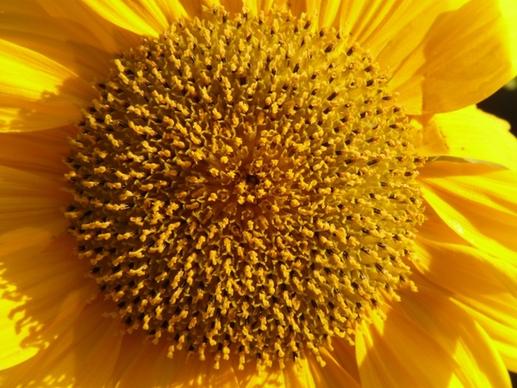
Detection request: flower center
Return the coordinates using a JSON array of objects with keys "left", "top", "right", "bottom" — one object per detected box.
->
[{"left": 65, "top": 8, "right": 424, "bottom": 370}]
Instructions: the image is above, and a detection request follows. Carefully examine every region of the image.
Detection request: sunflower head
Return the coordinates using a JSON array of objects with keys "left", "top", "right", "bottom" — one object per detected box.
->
[
  {"left": 64, "top": 7, "right": 424, "bottom": 370},
  {"left": 1, "top": 0, "right": 516, "bottom": 387}
]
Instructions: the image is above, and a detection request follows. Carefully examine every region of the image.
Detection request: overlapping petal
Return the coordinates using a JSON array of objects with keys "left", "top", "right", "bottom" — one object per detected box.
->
[
  {"left": 0, "top": 227, "right": 98, "bottom": 377},
  {"left": 311, "top": 340, "right": 360, "bottom": 387},
  {"left": 0, "top": 39, "right": 93, "bottom": 132},
  {"left": 421, "top": 162, "right": 517, "bottom": 258},
  {"left": 337, "top": 0, "right": 517, "bottom": 114},
  {"left": 418, "top": 162, "right": 517, "bottom": 371},
  {"left": 0, "top": 127, "right": 70, "bottom": 174},
  {"left": 0, "top": 1, "right": 135, "bottom": 79},
  {"left": 0, "top": 155, "right": 97, "bottom": 374},
  {"left": 81, "top": 0, "right": 188, "bottom": 37},
  {"left": 356, "top": 283, "right": 511, "bottom": 388},
  {"left": 0, "top": 299, "right": 38, "bottom": 371},
  {"left": 0, "top": 301, "right": 122, "bottom": 387},
  {"left": 418, "top": 106, "right": 517, "bottom": 170},
  {"left": 416, "top": 229, "right": 517, "bottom": 372}
]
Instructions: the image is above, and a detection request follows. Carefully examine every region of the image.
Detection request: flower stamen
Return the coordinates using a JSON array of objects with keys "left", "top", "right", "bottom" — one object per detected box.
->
[{"left": 65, "top": 8, "right": 424, "bottom": 370}]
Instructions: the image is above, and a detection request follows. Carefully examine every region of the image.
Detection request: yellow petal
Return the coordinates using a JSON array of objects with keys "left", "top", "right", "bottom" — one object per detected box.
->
[
  {"left": 416, "top": 216, "right": 517, "bottom": 296},
  {"left": 0, "top": 229, "right": 98, "bottom": 333},
  {"left": 305, "top": 0, "right": 341, "bottom": 28},
  {"left": 421, "top": 167, "right": 517, "bottom": 255},
  {"left": 198, "top": 0, "right": 287, "bottom": 15},
  {"left": 416, "top": 172, "right": 517, "bottom": 372},
  {"left": 109, "top": 339, "right": 177, "bottom": 388},
  {"left": 113, "top": 340, "right": 320, "bottom": 387},
  {"left": 0, "top": 39, "right": 74, "bottom": 99},
  {"left": 422, "top": 187, "right": 515, "bottom": 266},
  {"left": 241, "top": 0, "right": 259, "bottom": 15},
  {"left": 0, "top": 1, "right": 135, "bottom": 82},
  {"left": 283, "top": 358, "right": 317, "bottom": 388},
  {"left": 0, "top": 299, "right": 38, "bottom": 371},
  {"left": 260, "top": 0, "right": 290, "bottom": 13},
  {"left": 339, "top": 0, "right": 517, "bottom": 114},
  {"left": 0, "top": 127, "right": 70, "bottom": 174},
  {"left": 0, "top": 165, "right": 68, "bottom": 235},
  {"left": 113, "top": 343, "right": 198, "bottom": 387},
  {"left": 0, "top": 226, "right": 98, "bottom": 373},
  {"left": 0, "top": 39, "right": 93, "bottom": 132},
  {"left": 0, "top": 162, "right": 99, "bottom": 369},
  {"left": 405, "top": 283, "right": 511, "bottom": 387},
  {"left": 111, "top": 328, "right": 320, "bottom": 387},
  {"left": 1, "top": 1, "right": 141, "bottom": 53},
  {"left": 418, "top": 106, "right": 517, "bottom": 170},
  {"left": 179, "top": 0, "right": 225, "bottom": 16},
  {"left": 338, "top": 1, "right": 468, "bottom": 69},
  {"left": 82, "top": 0, "right": 188, "bottom": 37},
  {"left": 0, "top": 301, "right": 123, "bottom": 387},
  {"left": 236, "top": 357, "right": 315, "bottom": 387},
  {"left": 418, "top": 159, "right": 503, "bottom": 179},
  {"left": 311, "top": 340, "right": 360, "bottom": 387},
  {"left": 356, "top": 283, "right": 511, "bottom": 387},
  {"left": 416, "top": 222, "right": 517, "bottom": 371},
  {"left": 356, "top": 310, "right": 442, "bottom": 387},
  {"left": 396, "top": 0, "right": 517, "bottom": 113},
  {"left": 457, "top": 298, "right": 517, "bottom": 372},
  {"left": 338, "top": 1, "right": 468, "bottom": 113}
]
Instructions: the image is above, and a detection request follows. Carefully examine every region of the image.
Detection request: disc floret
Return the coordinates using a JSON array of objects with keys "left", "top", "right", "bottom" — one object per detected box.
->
[{"left": 66, "top": 8, "right": 424, "bottom": 370}]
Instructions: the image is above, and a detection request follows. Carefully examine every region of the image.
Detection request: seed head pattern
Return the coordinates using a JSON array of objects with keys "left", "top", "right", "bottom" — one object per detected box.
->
[{"left": 65, "top": 8, "right": 424, "bottom": 370}]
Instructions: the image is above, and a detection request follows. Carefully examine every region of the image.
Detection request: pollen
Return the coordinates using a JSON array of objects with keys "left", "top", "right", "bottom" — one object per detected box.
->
[{"left": 65, "top": 8, "right": 424, "bottom": 370}]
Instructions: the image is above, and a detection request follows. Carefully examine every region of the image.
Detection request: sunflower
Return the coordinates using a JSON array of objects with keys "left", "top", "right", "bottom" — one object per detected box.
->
[{"left": 1, "top": 0, "right": 517, "bottom": 387}]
